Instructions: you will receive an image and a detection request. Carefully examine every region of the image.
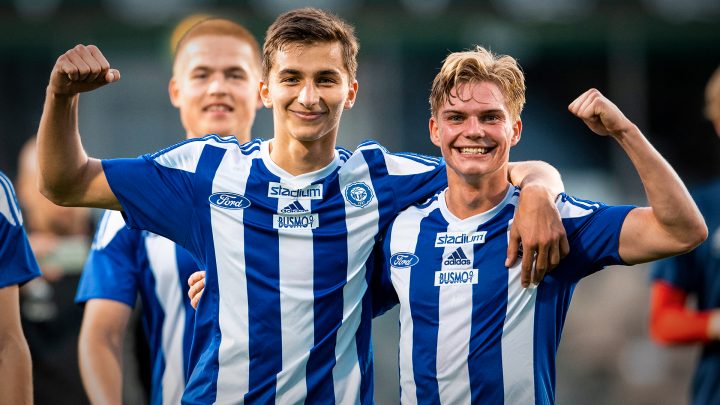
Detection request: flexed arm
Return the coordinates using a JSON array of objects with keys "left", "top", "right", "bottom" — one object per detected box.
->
[
  {"left": 568, "top": 89, "right": 707, "bottom": 264},
  {"left": 38, "top": 44, "right": 122, "bottom": 209}
]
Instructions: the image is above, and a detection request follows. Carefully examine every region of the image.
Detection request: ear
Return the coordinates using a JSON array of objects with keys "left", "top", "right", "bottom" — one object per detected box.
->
[
  {"left": 510, "top": 119, "right": 522, "bottom": 146},
  {"left": 429, "top": 116, "right": 441, "bottom": 148},
  {"left": 344, "top": 80, "right": 358, "bottom": 109},
  {"left": 259, "top": 80, "right": 272, "bottom": 108},
  {"left": 168, "top": 77, "right": 181, "bottom": 108}
]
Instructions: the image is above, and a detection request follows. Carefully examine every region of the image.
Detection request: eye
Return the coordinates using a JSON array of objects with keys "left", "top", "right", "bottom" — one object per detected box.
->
[
  {"left": 446, "top": 114, "right": 464, "bottom": 122},
  {"left": 483, "top": 114, "right": 502, "bottom": 122},
  {"left": 192, "top": 72, "right": 208, "bottom": 80},
  {"left": 280, "top": 76, "right": 300, "bottom": 85},
  {"left": 317, "top": 77, "right": 338, "bottom": 85}
]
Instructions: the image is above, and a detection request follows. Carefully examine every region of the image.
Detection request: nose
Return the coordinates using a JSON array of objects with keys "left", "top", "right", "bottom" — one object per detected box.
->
[
  {"left": 208, "top": 74, "right": 227, "bottom": 96},
  {"left": 298, "top": 82, "right": 318, "bottom": 108},
  {"left": 465, "top": 116, "right": 485, "bottom": 138}
]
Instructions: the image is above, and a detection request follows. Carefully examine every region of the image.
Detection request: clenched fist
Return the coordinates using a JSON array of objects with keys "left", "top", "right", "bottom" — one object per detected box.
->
[{"left": 49, "top": 44, "right": 120, "bottom": 96}]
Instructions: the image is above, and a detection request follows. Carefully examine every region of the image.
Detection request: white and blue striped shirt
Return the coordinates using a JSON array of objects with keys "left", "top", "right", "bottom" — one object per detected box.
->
[
  {"left": 102, "top": 136, "right": 446, "bottom": 404},
  {"left": 0, "top": 170, "right": 41, "bottom": 288},
  {"left": 76, "top": 210, "right": 198, "bottom": 405},
  {"left": 380, "top": 186, "right": 634, "bottom": 404}
]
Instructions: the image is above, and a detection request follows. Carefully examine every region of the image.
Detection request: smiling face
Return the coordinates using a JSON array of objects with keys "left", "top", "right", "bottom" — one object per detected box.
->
[
  {"left": 260, "top": 41, "right": 357, "bottom": 145},
  {"left": 169, "top": 35, "right": 261, "bottom": 141},
  {"left": 430, "top": 80, "right": 522, "bottom": 186}
]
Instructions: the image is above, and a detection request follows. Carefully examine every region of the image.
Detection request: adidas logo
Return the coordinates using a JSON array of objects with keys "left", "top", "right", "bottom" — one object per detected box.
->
[
  {"left": 280, "top": 201, "right": 308, "bottom": 214},
  {"left": 443, "top": 247, "right": 471, "bottom": 266}
]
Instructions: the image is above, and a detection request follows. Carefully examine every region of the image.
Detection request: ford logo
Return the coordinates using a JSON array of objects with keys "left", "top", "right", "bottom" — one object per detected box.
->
[
  {"left": 390, "top": 252, "right": 419, "bottom": 268},
  {"left": 208, "top": 192, "right": 251, "bottom": 210}
]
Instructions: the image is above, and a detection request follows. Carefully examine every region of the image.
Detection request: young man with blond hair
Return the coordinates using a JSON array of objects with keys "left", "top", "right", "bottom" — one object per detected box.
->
[
  {"left": 73, "top": 17, "right": 262, "bottom": 404},
  {"left": 38, "top": 8, "right": 565, "bottom": 403},
  {"left": 375, "top": 46, "right": 707, "bottom": 404}
]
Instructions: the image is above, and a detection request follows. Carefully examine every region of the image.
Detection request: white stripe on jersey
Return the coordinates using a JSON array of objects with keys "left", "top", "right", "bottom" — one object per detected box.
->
[
  {"left": 501, "top": 218, "right": 538, "bottom": 404},
  {"left": 333, "top": 151, "right": 378, "bottom": 405},
  {"left": 214, "top": 149, "right": 252, "bottom": 402},
  {"left": 0, "top": 173, "right": 21, "bottom": 226},
  {"left": 389, "top": 199, "right": 438, "bottom": 404},
  {"left": 145, "top": 234, "right": 186, "bottom": 405},
  {"left": 93, "top": 211, "right": 127, "bottom": 250},
  {"left": 436, "top": 240, "right": 473, "bottom": 404}
]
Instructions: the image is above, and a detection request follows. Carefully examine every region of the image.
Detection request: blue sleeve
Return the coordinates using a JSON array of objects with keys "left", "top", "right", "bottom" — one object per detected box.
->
[
  {"left": 75, "top": 211, "right": 141, "bottom": 307},
  {"left": 102, "top": 155, "right": 194, "bottom": 247},
  {"left": 557, "top": 194, "right": 635, "bottom": 281},
  {"left": 0, "top": 173, "right": 41, "bottom": 287}
]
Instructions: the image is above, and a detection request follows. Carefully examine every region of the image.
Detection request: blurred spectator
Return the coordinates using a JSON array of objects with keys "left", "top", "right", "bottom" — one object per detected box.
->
[
  {"left": 649, "top": 66, "right": 720, "bottom": 405},
  {"left": 15, "top": 137, "right": 92, "bottom": 405}
]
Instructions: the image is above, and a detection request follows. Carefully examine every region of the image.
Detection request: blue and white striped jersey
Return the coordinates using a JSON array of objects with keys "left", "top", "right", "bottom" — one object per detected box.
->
[
  {"left": 0, "top": 171, "right": 41, "bottom": 288},
  {"left": 101, "top": 136, "right": 446, "bottom": 404},
  {"left": 380, "top": 186, "right": 634, "bottom": 405},
  {"left": 75, "top": 210, "right": 198, "bottom": 405}
]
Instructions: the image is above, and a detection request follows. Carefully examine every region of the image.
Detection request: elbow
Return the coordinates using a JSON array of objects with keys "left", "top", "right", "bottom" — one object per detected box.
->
[
  {"left": 38, "top": 178, "right": 78, "bottom": 207},
  {"left": 677, "top": 220, "right": 709, "bottom": 254}
]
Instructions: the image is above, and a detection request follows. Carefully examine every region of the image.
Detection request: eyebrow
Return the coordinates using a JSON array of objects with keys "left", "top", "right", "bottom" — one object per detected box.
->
[{"left": 277, "top": 68, "right": 342, "bottom": 77}]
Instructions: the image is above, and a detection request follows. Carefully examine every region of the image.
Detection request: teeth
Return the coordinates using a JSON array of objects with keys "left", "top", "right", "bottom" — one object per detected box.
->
[
  {"left": 460, "top": 147, "right": 489, "bottom": 154},
  {"left": 207, "top": 105, "right": 230, "bottom": 112}
]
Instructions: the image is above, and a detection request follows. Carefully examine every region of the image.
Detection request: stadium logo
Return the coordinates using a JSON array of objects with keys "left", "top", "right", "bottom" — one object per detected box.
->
[
  {"left": 345, "top": 182, "right": 374, "bottom": 208},
  {"left": 268, "top": 182, "right": 323, "bottom": 200},
  {"left": 443, "top": 247, "right": 471, "bottom": 266},
  {"left": 273, "top": 213, "right": 319, "bottom": 230},
  {"left": 390, "top": 252, "right": 420, "bottom": 268},
  {"left": 280, "top": 201, "right": 309, "bottom": 214},
  {"left": 434, "top": 231, "right": 487, "bottom": 247},
  {"left": 434, "top": 269, "right": 478, "bottom": 286},
  {"left": 208, "top": 193, "right": 251, "bottom": 210}
]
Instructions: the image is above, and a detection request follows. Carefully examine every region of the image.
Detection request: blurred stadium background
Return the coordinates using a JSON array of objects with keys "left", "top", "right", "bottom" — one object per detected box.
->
[{"left": 1, "top": 0, "right": 719, "bottom": 403}]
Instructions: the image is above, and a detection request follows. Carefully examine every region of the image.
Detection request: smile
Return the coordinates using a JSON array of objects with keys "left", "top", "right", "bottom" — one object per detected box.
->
[
  {"left": 458, "top": 147, "right": 492, "bottom": 155},
  {"left": 203, "top": 104, "right": 234, "bottom": 112}
]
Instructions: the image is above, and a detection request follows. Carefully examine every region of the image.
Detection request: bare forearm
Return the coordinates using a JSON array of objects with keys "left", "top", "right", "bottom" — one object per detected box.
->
[
  {"left": 78, "top": 332, "right": 124, "bottom": 405},
  {"left": 508, "top": 161, "right": 564, "bottom": 196},
  {"left": 0, "top": 334, "right": 32, "bottom": 405},
  {"left": 614, "top": 125, "right": 706, "bottom": 249}
]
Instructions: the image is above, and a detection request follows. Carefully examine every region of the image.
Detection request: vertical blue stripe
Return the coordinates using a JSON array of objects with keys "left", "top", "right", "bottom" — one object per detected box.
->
[
  {"left": 136, "top": 241, "right": 166, "bottom": 405},
  {"left": 358, "top": 250, "right": 376, "bottom": 405},
  {"left": 244, "top": 159, "right": 282, "bottom": 404},
  {"left": 175, "top": 245, "right": 198, "bottom": 383},
  {"left": 0, "top": 174, "right": 20, "bottom": 225},
  {"left": 410, "top": 211, "right": 444, "bottom": 405},
  {"left": 305, "top": 176, "right": 345, "bottom": 403},
  {"left": 468, "top": 214, "right": 512, "bottom": 404},
  {"left": 183, "top": 145, "right": 226, "bottom": 404}
]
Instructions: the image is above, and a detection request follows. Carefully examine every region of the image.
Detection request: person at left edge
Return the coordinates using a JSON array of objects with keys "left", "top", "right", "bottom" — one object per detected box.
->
[
  {"left": 74, "top": 18, "right": 263, "bottom": 405},
  {"left": 0, "top": 170, "right": 42, "bottom": 405}
]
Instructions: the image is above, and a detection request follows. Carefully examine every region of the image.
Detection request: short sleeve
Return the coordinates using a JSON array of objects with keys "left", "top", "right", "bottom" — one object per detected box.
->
[
  {"left": 0, "top": 172, "right": 41, "bottom": 287},
  {"left": 75, "top": 210, "right": 141, "bottom": 307}
]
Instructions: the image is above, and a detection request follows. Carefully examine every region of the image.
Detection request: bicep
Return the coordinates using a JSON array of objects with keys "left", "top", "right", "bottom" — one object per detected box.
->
[
  {"left": 80, "top": 299, "right": 132, "bottom": 340},
  {"left": 82, "top": 159, "right": 121, "bottom": 210}
]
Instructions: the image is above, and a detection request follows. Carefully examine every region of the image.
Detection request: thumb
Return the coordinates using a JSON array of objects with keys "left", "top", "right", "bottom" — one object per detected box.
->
[{"left": 105, "top": 68, "right": 121, "bottom": 84}]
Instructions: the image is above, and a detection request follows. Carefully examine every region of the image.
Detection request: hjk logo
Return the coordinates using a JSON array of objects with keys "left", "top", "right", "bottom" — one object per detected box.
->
[
  {"left": 390, "top": 252, "right": 420, "bottom": 268},
  {"left": 434, "top": 231, "right": 487, "bottom": 247},
  {"left": 268, "top": 182, "right": 323, "bottom": 200},
  {"left": 444, "top": 247, "right": 471, "bottom": 266},
  {"left": 345, "top": 182, "right": 374, "bottom": 208},
  {"left": 208, "top": 193, "right": 251, "bottom": 210},
  {"left": 280, "top": 201, "right": 308, "bottom": 214}
]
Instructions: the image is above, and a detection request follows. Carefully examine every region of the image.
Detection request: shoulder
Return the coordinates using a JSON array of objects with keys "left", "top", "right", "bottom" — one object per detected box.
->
[
  {"left": 555, "top": 193, "right": 605, "bottom": 220},
  {"left": 347, "top": 140, "right": 443, "bottom": 174},
  {"left": 92, "top": 210, "right": 138, "bottom": 250},
  {"left": 147, "top": 135, "right": 263, "bottom": 172},
  {"left": 0, "top": 171, "right": 22, "bottom": 226}
]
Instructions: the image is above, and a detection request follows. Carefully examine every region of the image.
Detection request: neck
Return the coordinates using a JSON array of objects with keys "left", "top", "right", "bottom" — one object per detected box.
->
[
  {"left": 269, "top": 135, "right": 337, "bottom": 176},
  {"left": 445, "top": 169, "right": 510, "bottom": 220}
]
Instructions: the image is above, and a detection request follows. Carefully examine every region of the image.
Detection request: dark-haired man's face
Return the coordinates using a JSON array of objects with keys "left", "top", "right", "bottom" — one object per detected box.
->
[{"left": 260, "top": 41, "right": 357, "bottom": 145}]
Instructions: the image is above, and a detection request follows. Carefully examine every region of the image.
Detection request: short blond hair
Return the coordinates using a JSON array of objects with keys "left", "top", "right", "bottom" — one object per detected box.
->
[
  {"left": 705, "top": 66, "right": 720, "bottom": 122},
  {"left": 173, "top": 18, "right": 261, "bottom": 75},
  {"left": 430, "top": 46, "right": 525, "bottom": 121}
]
